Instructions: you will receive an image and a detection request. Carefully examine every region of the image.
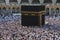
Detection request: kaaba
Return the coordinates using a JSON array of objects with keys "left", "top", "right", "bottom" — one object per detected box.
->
[{"left": 21, "top": 5, "right": 45, "bottom": 26}]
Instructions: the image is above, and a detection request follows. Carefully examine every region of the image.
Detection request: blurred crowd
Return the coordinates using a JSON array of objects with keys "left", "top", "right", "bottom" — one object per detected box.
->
[
  {"left": 48, "top": 16, "right": 60, "bottom": 26},
  {"left": 45, "top": 16, "right": 60, "bottom": 31},
  {"left": 0, "top": 15, "right": 60, "bottom": 40}
]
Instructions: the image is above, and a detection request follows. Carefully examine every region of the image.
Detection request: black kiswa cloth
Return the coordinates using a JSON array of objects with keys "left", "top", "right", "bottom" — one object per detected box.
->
[
  {"left": 21, "top": 5, "right": 45, "bottom": 12},
  {"left": 21, "top": 15, "right": 39, "bottom": 26}
]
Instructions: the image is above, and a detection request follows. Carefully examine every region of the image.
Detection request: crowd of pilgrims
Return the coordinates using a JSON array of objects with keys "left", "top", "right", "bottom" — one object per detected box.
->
[{"left": 0, "top": 15, "right": 60, "bottom": 40}]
